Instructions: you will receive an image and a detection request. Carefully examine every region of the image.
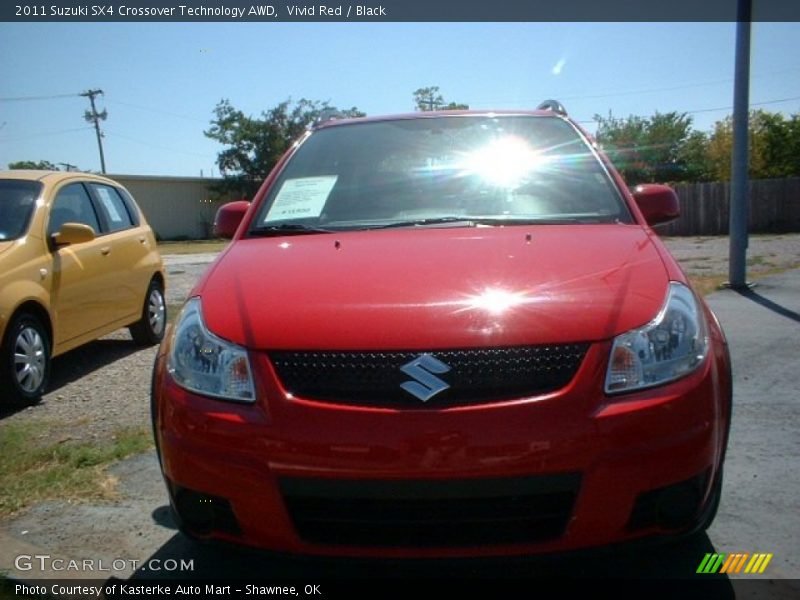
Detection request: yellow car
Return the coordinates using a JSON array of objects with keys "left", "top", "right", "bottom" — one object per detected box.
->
[{"left": 0, "top": 170, "right": 165, "bottom": 404}]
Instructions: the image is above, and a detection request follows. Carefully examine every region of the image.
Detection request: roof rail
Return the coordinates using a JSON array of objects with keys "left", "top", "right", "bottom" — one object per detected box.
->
[{"left": 536, "top": 99, "right": 567, "bottom": 116}]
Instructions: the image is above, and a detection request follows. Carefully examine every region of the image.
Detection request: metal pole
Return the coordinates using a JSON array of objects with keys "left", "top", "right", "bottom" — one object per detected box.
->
[
  {"left": 81, "top": 89, "right": 107, "bottom": 174},
  {"left": 88, "top": 93, "right": 107, "bottom": 174},
  {"left": 728, "top": 0, "right": 752, "bottom": 289}
]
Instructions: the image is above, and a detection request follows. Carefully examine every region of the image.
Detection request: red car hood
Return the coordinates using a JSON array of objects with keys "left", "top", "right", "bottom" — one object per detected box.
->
[{"left": 199, "top": 225, "right": 669, "bottom": 350}]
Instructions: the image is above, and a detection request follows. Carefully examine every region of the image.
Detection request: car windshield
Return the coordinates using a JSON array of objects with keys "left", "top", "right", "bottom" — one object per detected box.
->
[
  {"left": 0, "top": 180, "right": 42, "bottom": 241},
  {"left": 251, "top": 115, "right": 631, "bottom": 233}
]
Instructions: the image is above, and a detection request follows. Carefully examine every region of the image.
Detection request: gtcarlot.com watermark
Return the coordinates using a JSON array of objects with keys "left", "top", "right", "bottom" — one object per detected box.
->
[{"left": 15, "top": 553, "right": 194, "bottom": 573}]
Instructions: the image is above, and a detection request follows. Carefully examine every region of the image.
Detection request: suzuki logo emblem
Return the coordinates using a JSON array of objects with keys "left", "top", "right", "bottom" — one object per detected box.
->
[{"left": 399, "top": 354, "right": 451, "bottom": 402}]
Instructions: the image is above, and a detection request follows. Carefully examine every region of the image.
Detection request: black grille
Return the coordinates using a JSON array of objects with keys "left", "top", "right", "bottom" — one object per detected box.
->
[
  {"left": 280, "top": 474, "right": 581, "bottom": 547},
  {"left": 269, "top": 344, "right": 588, "bottom": 407}
]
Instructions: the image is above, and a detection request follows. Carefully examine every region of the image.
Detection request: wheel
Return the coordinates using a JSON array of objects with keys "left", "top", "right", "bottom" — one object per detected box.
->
[
  {"left": 129, "top": 279, "right": 166, "bottom": 346},
  {"left": 1, "top": 313, "right": 51, "bottom": 404}
]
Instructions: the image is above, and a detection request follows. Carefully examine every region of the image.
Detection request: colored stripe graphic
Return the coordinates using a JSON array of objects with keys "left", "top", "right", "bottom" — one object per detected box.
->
[
  {"left": 720, "top": 553, "right": 738, "bottom": 573},
  {"left": 759, "top": 554, "right": 773, "bottom": 573},
  {"left": 699, "top": 552, "right": 773, "bottom": 574},
  {"left": 697, "top": 553, "right": 713, "bottom": 573},
  {"left": 734, "top": 553, "right": 750, "bottom": 573},
  {"left": 745, "top": 553, "right": 774, "bottom": 574},
  {"left": 720, "top": 553, "right": 750, "bottom": 573},
  {"left": 697, "top": 553, "right": 726, "bottom": 573}
]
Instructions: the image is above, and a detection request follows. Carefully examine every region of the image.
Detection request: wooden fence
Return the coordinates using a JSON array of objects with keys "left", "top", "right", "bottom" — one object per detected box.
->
[{"left": 659, "top": 177, "right": 800, "bottom": 236}]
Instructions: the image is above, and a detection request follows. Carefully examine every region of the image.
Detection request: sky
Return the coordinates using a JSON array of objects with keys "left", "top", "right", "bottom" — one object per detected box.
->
[{"left": 1, "top": 21, "right": 799, "bottom": 177}]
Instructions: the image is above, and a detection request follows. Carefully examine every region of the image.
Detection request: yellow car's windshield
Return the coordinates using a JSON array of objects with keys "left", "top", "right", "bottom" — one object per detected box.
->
[{"left": 0, "top": 180, "right": 42, "bottom": 241}]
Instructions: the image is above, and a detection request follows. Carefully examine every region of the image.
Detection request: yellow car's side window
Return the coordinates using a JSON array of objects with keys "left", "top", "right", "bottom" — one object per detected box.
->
[
  {"left": 88, "top": 183, "right": 135, "bottom": 233},
  {"left": 48, "top": 183, "right": 101, "bottom": 236}
]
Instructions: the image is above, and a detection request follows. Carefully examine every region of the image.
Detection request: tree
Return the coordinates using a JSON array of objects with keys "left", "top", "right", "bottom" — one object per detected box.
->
[
  {"left": 413, "top": 86, "right": 469, "bottom": 111},
  {"left": 205, "top": 99, "right": 365, "bottom": 199},
  {"left": 594, "top": 111, "right": 707, "bottom": 184},
  {"left": 785, "top": 113, "right": 800, "bottom": 177},
  {"left": 8, "top": 160, "right": 58, "bottom": 170},
  {"left": 705, "top": 109, "right": 800, "bottom": 181},
  {"left": 595, "top": 107, "right": 800, "bottom": 184},
  {"left": 676, "top": 130, "right": 712, "bottom": 183},
  {"left": 593, "top": 112, "right": 650, "bottom": 184}
]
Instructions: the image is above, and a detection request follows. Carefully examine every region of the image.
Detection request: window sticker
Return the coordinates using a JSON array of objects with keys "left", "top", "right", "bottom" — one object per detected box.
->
[
  {"left": 264, "top": 176, "right": 337, "bottom": 223},
  {"left": 95, "top": 187, "right": 123, "bottom": 222}
]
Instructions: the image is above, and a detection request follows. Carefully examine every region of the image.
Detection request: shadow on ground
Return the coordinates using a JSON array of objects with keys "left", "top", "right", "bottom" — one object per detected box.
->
[
  {"left": 47, "top": 338, "right": 142, "bottom": 392},
  {"left": 2, "top": 336, "right": 144, "bottom": 420},
  {"left": 734, "top": 287, "right": 800, "bottom": 323},
  {"left": 130, "top": 513, "right": 734, "bottom": 593},
  {"left": 0, "top": 397, "right": 40, "bottom": 420}
]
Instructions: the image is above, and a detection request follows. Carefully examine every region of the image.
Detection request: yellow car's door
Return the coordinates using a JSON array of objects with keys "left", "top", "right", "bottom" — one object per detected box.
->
[
  {"left": 47, "top": 182, "right": 116, "bottom": 350},
  {"left": 85, "top": 182, "right": 153, "bottom": 325}
]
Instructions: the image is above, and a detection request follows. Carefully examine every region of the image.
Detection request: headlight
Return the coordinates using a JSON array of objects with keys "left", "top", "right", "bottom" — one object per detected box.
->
[
  {"left": 167, "top": 297, "right": 255, "bottom": 402},
  {"left": 605, "top": 282, "right": 708, "bottom": 394}
]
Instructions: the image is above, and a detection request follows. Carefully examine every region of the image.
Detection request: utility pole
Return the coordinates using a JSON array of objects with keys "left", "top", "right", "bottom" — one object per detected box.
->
[
  {"left": 727, "top": 0, "right": 752, "bottom": 289},
  {"left": 81, "top": 89, "right": 107, "bottom": 174},
  {"left": 58, "top": 162, "right": 78, "bottom": 172}
]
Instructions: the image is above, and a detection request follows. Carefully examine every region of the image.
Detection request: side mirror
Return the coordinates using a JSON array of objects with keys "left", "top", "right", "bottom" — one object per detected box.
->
[
  {"left": 213, "top": 201, "right": 250, "bottom": 239},
  {"left": 51, "top": 222, "right": 96, "bottom": 247},
  {"left": 631, "top": 184, "right": 680, "bottom": 227}
]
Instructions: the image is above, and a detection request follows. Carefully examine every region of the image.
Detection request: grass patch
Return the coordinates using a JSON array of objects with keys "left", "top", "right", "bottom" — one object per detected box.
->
[
  {"left": 158, "top": 240, "right": 227, "bottom": 255},
  {"left": 687, "top": 262, "right": 800, "bottom": 296},
  {"left": 687, "top": 274, "right": 730, "bottom": 297},
  {"left": 0, "top": 422, "right": 153, "bottom": 517}
]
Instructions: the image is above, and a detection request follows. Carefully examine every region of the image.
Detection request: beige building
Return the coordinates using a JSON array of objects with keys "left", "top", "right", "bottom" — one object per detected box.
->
[{"left": 108, "top": 174, "right": 239, "bottom": 240}]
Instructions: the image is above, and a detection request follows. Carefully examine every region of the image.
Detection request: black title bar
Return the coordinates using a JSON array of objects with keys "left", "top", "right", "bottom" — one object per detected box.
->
[{"left": 3, "top": 0, "right": 800, "bottom": 22}]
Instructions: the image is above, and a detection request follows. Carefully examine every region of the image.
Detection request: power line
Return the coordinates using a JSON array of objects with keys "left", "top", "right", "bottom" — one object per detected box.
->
[
  {"left": 496, "top": 92, "right": 800, "bottom": 124},
  {"left": 0, "top": 126, "right": 93, "bottom": 143},
  {"left": 0, "top": 92, "right": 82, "bottom": 102},
  {"left": 468, "top": 66, "right": 800, "bottom": 112},
  {"left": 559, "top": 77, "right": 738, "bottom": 102},
  {"left": 563, "top": 94, "right": 800, "bottom": 127},
  {"left": 1, "top": 93, "right": 208, "bottom": 124},
  {"left": 103, "top": 130, "right": 217, "bottom": 159},
  {"left": 685, "top": 95, "right": 800, "bottom": 115},
  {"left": 104, "top": 98, "right": 208, "bottom": 123}
]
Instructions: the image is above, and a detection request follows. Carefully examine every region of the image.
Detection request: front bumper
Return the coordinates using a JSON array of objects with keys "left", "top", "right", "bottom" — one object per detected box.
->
[{"left": 152, "top": 340, "right": 731, "bottom": 558}]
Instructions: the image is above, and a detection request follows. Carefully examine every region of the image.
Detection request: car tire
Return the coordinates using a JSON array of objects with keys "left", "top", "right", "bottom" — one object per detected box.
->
[
  {"left": 1, "top": 312, "right": 51, "bottom": 405},
  {"left": 129, "top": 279, "right": 166, "bottom": 346}
]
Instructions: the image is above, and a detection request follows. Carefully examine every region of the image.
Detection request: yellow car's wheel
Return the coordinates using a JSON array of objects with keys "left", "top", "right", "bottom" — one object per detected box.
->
[
  {"left": 1, "top": 312, "right": 50, "bottom": 404},
  {"left": 130, "top": 279, "right": 166, "bottom": 346}
]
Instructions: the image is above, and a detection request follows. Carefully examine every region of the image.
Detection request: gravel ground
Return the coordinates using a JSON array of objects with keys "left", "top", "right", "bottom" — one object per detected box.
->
[{"left": 662, "top": 233, "right": 800, "bottom": 278}]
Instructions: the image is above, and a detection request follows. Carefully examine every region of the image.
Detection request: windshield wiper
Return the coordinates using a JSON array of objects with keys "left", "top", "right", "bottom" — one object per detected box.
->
[
  {"left": 249, "top": 224, "right": 334, "bottom": 237},
  {"left": 362, "top": 217, "right": 477, "bottom": 230},
  {"left": 359, "top": 215, "right": 610, "bottom": 230}
]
